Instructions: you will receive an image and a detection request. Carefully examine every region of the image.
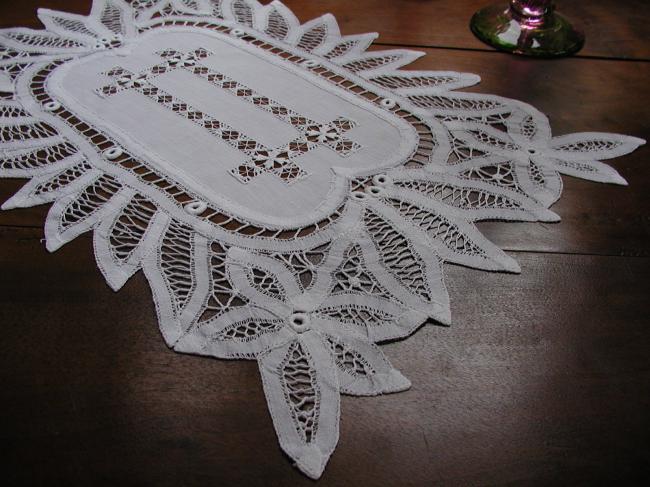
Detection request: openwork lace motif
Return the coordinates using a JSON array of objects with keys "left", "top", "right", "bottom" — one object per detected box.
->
[
  {"left": 0, "top": 0, "right": 644, "bottom": 480},
  {"left": 97, "top": 47, "right": 361, "bottom": 183}
]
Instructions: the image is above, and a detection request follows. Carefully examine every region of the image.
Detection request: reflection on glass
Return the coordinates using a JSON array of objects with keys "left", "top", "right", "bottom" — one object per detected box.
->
[{"left": 470, "top": 1, "right": 584, "bottom": 57}]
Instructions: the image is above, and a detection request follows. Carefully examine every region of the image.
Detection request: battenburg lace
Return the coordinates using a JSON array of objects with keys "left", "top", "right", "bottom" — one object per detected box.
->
[{"left": 0, "top": 0, "right": 644, "bottom": 479}]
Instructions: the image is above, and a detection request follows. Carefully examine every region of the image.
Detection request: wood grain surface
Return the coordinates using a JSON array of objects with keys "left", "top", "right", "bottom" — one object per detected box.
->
[
  {"left": 4, "top": 0, "right": 649, "bottom": 59},
  {"left": 1, "top": 1, "right": 649, "bottom": 486}
]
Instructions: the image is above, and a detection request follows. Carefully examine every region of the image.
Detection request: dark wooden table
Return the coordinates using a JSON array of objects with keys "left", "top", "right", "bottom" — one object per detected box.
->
[{"left": 1, "top": 1, "right": 649, "bottom": 485}]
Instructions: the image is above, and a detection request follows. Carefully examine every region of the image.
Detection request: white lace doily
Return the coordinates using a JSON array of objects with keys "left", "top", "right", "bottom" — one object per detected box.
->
[{"left": 0, "top": 0, "right": 644, "bottom": 479}]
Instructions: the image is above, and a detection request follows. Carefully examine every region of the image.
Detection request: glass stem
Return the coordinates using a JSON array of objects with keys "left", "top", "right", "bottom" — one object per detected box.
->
[
  {"left": 471, "top": 0, "right": 584, "bottom": 57},
  {"left": 509, "top": 0, "right": 554, "bottom": 27}
]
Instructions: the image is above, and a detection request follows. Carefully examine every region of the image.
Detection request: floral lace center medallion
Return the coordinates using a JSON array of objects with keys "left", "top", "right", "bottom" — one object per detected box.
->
[{"left": 0, "top": 0, "right": 644, "bottom": 480}]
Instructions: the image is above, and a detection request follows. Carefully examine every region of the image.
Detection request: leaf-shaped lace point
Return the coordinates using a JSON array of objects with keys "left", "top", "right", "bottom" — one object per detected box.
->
[
  {"left": 174, "top": 307, "right": 292, "bottom": 359},
  {"left": 43, "top": 175, "right": 126, "bottom": 252},
  {"left": 548, "top": 132, "right": 646, "bottom": 160},
  {"left": 544, "top": 132, "right": 646, "bottom": 185},
  {"left": 317, "top": 319, "right": 411, "bottom": 396},
  {"left": 259, "top": 1, "right": 300, "bottom": 41},
  {"left": 344, "top": 49, "right": 425, "bottom": 75},
  {"left": 368, "top": 70, "right": 481, "bottom": 94},
  {"left": 94, "top": 193, "right": 169, "bottom": 291},
  {"left": 390, "top": 168, "right": 560, "bottom": 223},
  {"left": 258, "top": 334, "right": 340, "bottom": 479}
]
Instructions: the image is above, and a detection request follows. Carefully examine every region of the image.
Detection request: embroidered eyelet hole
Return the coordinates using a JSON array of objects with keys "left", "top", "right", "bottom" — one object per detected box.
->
[
  {"left": 381, "top": 98, "right": 397, "bottom": 109},
  {"left": 94, "top": 37, "right": 119, "bottom": 49},
  {"left": 231, "top": 28, "right": 246, "bottom": 37},
  {"left": 367, "top": 185, "right": 385, "bottom": 196},
  {"left": 528, "top": 148, "right": 539, "bottom": 155},
  {"left": 351, "top": 191, "right": 368, "bottom": 201},
  {"left": 103, "top": 146, "right": 123, "bottom": 160},
  {"left": 372, "top": 174, "right": 391, "bottom": 186},
  {"left": 302, "top": 59, "right": 319, "bottom": 68},
  {"left": 288, "top": 312, "right": 310, "bottom": 333},
  {"left": 184, "top": 200, "right": 208, "bottom": 215},
  {"left": 43, "top": 101, "right": 61, "bottom": 112}
]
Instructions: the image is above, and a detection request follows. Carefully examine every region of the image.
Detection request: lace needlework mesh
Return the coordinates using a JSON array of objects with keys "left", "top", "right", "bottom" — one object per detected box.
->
[{"left": 0, "top": 0, "right": 644, "bottom": 479}]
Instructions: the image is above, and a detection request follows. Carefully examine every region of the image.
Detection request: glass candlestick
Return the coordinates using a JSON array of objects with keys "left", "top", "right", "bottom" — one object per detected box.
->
[{"left": 470, "top": 1, "right": 584, "bottom": 57}]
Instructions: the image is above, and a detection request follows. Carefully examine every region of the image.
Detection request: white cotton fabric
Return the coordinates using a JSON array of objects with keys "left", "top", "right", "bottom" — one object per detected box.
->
[{"left": 0, "top": 0, "right": 644, "bottom": 479}]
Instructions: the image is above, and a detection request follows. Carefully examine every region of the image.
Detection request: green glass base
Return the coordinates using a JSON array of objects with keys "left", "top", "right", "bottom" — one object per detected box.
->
[{"left": 470, "top": 4, "right": 585, "bottom": 58}]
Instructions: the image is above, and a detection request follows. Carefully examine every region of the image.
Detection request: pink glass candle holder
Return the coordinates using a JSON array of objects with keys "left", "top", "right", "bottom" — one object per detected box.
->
[{"left": 470, "top": 0, "right": 584, "bottom": 57}]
